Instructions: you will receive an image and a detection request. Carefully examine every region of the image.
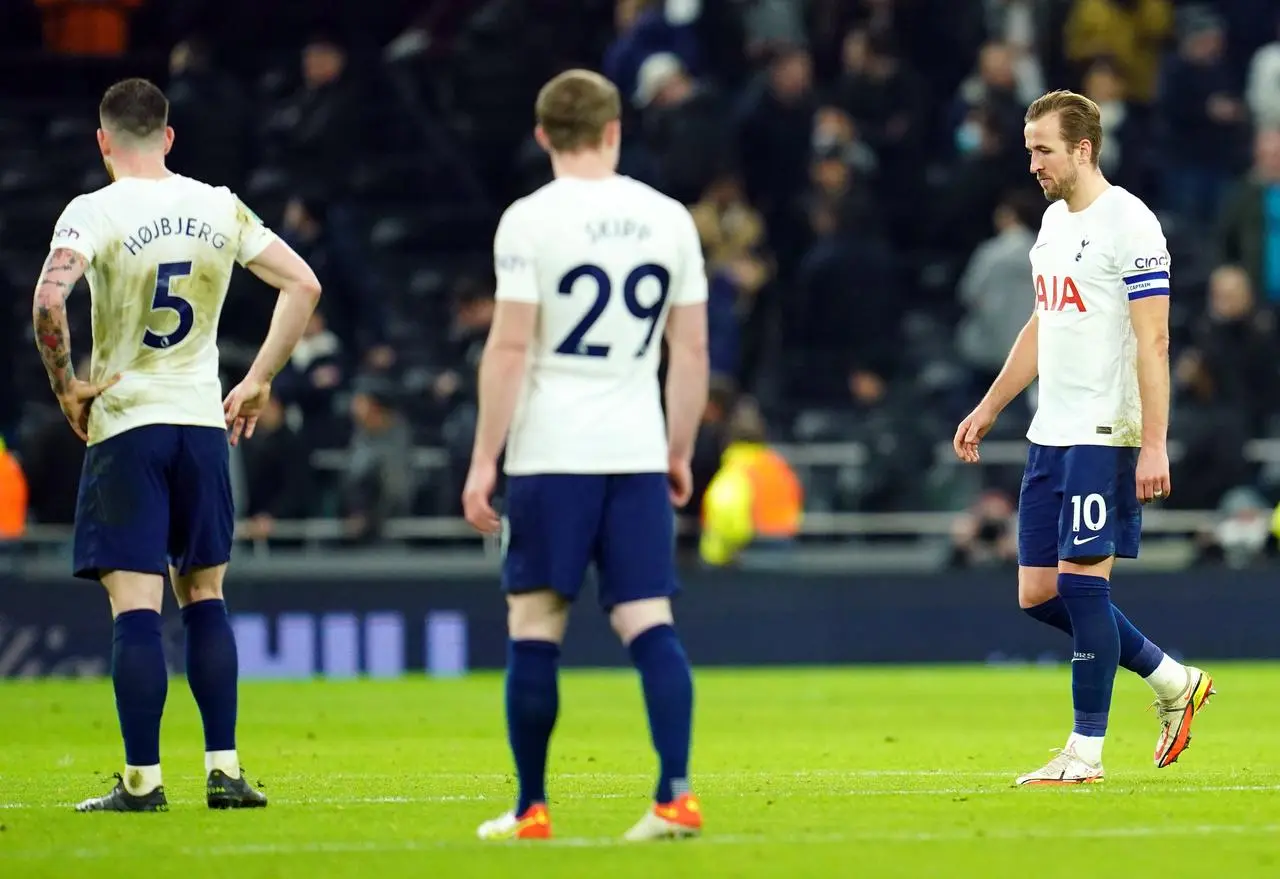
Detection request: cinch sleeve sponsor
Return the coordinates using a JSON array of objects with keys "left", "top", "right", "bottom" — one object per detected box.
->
[
  {"left": 1119, "top": 211, "right": 1171, "bottom": 301},
  {"left": 49, "top": 195, "right": 100, "bottom": 263},
  {"left": 493, "top": 202, "right": 539, "bottom": 303},
  {"left": 672, "top": 206, "right": 709, "bottom": 306},
  {"left": 234, "top": 196, "right": 277, "bottom": 266}
]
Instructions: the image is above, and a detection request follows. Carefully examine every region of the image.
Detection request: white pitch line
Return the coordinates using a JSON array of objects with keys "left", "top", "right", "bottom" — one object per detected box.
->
[
  {"left": 4, "top": 783, "right": 1277, "bottom": 811},
  {"left": 266, "top": 783, "right": 1280, "bottom": 804},
  {"left": 2, "top": 822, "right": 1277, "bottom": 860},
  {"left": 280, "top": 783, "right": 1280, "bottom": 804},
  {"left": 306, "top": 769, "right": 1021, "bottom": 780}
]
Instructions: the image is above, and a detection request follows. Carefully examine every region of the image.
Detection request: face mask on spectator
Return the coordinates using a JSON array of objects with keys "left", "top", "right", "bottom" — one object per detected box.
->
[{"left": 814, "top": 129, "right": 840, "bottom": 154}]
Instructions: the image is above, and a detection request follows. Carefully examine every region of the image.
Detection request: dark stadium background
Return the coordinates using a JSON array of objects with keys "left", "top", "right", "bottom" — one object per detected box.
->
[{"left": 3, "top": 0, "right": 1280, "bottom": 672}]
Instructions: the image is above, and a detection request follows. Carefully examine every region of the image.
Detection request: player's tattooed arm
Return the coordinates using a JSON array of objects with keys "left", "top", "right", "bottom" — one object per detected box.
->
[{"left": 32, "top": 247, "right": 87, "bottom": 397}]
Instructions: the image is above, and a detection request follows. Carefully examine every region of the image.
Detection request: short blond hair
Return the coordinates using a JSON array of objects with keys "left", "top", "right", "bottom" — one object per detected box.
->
[
  {"left": 535, "top": 69, "right": 621, "bottom": 153},
  {"left": 1025, "top": 90, "right": 1103, "bottom": 167}
]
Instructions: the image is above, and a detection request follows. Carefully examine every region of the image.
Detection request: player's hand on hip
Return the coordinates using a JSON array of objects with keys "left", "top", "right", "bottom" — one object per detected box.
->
[
  {"left": 223, "top": 379, "right": 271, "bottom": 446},
  {"left": 668, "top": 457, "right": 694, "bottom": 508},
  {"left": 462, "top": 458, "right": 501, "bottom": 534},
  {"left": 1135, "top": 446, "right": 1171, "bottom": 504},
  {"left": 57, "top": 374, "right": 121, "bottom": 442},
  {"left": 953, "top": 405, "right": 996, "bottom": 464}
]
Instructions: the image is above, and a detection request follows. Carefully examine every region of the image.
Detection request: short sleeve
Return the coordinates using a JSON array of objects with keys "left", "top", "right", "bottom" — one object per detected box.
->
[
  {"left": 493, "top": 202, "right": 539, "bottom": 303},
  {"left": 1117, "top": 209, "right": 1171, "bottom": 301},
  {"left": 671, "top": 206, "right": 708, "bottom": 306},
  {"left": 233, "top": 196, "right": 278, "bottom": 267},
  {"left": 49, "top": 196, "right": 101, "bottom": 263}
]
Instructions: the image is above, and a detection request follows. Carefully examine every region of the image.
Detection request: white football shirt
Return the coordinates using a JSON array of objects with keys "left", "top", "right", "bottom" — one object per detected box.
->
[
  {"left": 49, "top": 175, "right": 277, "bottom": 446},
  {"left": 1027, "top": 186, "right": 1170, "bottom": 448},
  {"left": 493, "top": 175, "right": 708, "bottom": 474}
]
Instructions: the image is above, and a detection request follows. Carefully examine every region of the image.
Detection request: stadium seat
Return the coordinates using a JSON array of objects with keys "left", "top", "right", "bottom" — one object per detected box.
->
[
  {"left": 0, "top": 152, "right": 56, "bottom": 196},
  {"left": 45, "top": 115, "right": 98, "bottom": 147},
  {"left": 256, "top": 67, "right": 295, "bottom": 103},
  {"left": 80, "top": 167, "right": 110, "bottom": 191},
  {"left": 1, "top": 197, "right": 67, "bottom": 250},
  {"left": 348, "top": 155, "right": 450, "bottom": 199},
  {"left": 244, "top": 166, "right": 292, "bottom": 200},
  {"left": 0, "top": 114, "right": 33, "bottom": 147},
  {"left": 368, "top": 206, "right": 494, "bottom": 254}
]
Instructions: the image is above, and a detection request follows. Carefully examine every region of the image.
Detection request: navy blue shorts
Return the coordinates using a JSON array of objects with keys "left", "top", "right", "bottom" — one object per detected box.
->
[
  {"left": 501, "top": 473, "right": 678, "bottom": 610},
  {"left": 73, "top": 425, "right": 234, "bottom": 581},
  {"left": 1017, "top": 443, "right": 1142, "bottom": 567}
]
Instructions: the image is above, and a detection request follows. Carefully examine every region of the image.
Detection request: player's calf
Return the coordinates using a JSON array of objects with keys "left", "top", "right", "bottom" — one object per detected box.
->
[
  {"left": 614, "top": 600, "right": 697, "bottom": 828},
  {"left": 178, "top": 582, "right": 249, "bottom": 803},
  {"left": 99, "top": 574, "right": 170, "bottom": 814},
  {"left": 504, "top": 591, "right": 567, "bottom": 832}
]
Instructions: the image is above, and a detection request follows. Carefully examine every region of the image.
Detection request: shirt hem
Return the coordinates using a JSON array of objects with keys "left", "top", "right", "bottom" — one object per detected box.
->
[
  {"left": 90, "top": 416, "right": 228, "bottom": 447},
  {"left": 1024, "top": 433, "right": 1141, "bottom": 449},
  {"left": 504, "top": 463, "right": 667, "bottom": 475}
]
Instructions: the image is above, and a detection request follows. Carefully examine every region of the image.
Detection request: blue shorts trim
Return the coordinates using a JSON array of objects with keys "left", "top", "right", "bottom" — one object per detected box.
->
[
  {"left": 73, "top": 425, "right": 234, "bottom": 581},
  {"left": 500, "top": 473, "right": 678, "bottom": 610},
  {"left": 1017, "top": 443, "right": 1142, "bottom": 567}
]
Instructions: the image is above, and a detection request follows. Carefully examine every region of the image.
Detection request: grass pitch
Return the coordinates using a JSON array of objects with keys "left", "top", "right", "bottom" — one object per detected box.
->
[{"left": 1, "top": 664, "right": 1277, "bottom": 878}]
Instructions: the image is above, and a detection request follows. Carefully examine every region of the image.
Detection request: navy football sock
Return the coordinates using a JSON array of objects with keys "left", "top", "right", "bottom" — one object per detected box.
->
[
  {"left": 628, "top": 624, "right": 694, "bottom": 803},
  {"left": 1111, "top": 604, "right": 1164, "bottom": 678},
  {"left": 112, "top": 609, "right": 168, "bottom": 767},
  {"left": 1024, "top": 596, "right": 1163, "bottom": 677},
  {"left": 506, "top": 640, "right": 560, "bottom": 815},
  {"left": 1023, "top": 596, "right": 1073, "bottom": 636},
  {"left": 182, "top": 599, "right": 239, "bottom": 753},
  {"left": 1057, "top": 574, "right": 1119, "bottom": 738}
]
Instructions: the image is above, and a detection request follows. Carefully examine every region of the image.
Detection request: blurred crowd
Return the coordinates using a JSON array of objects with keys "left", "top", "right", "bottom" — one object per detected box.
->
[{"left": 4, "top": 0, "right": 1280, "bottom": 560}]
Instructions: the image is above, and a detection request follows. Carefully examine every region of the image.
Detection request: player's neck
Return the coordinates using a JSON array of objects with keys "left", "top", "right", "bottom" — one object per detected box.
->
[
  {"left": 1064, "top": 169, "right": 1110, "bottom": 213},
  {"left": 107, "top": 154, "right": 173, "bottom": 181},
  {"left": 551, "top": 153, "right": 616, "bottom": 181}
]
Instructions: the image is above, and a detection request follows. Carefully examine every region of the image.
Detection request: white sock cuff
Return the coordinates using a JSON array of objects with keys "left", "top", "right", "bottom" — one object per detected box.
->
[
  {"left": 205, "top": 750, "right": 240, "bottom": 777},
  {"left": 1144, "top": 654, "right": 1188, "bottom": 700},
  {"left": 123, "top": 764, "right": 163, "bottom": 795}
]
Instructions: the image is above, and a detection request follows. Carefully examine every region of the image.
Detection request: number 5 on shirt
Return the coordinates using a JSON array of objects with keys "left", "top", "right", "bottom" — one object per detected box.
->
[{"left": 143, "top": 260, "right": 194, "bottom": 350}]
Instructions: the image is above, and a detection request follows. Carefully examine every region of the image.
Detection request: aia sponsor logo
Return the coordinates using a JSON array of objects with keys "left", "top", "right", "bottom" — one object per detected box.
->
[{"left": 1034, "top": 274, "right": 1086, "bottom": 312}]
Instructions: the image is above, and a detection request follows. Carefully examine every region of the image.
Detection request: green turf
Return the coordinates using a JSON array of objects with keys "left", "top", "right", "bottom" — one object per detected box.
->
[{"left": 1, "top": 664, "right": 1276, "bottom": 878}]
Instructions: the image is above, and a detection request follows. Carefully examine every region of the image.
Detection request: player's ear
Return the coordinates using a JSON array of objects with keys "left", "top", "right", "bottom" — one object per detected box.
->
[
  {"left": 533, "top": 125, "right": 551, "bottom": 155},
  {"left": 603, "top": 119, "right": 622, "bottom": 149},
  {"left": 1077, "top": 139, "right": 1092, "bottom": 166},
  {"left": 163, "top": 126, "right": 175, "bottom": 155},
  {"left": 96, "top": 128, "right": 109, "bottom": 157}
]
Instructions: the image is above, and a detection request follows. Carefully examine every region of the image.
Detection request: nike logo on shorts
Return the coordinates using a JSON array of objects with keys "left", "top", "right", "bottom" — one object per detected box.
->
[{"left": 1072, "top": 535, "right": 1099, "bottom": 546}]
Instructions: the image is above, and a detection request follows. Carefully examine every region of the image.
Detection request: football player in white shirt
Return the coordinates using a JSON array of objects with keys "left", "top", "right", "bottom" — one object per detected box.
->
[
  {"left": 33, "top": 78, "right": 322, "bottom": 812},
  {"left": 953, "top": 91, "right": 1214, "bottom": 785},
  {"left": 462, "top": 69, "right": 709, "bottom": 842}
]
